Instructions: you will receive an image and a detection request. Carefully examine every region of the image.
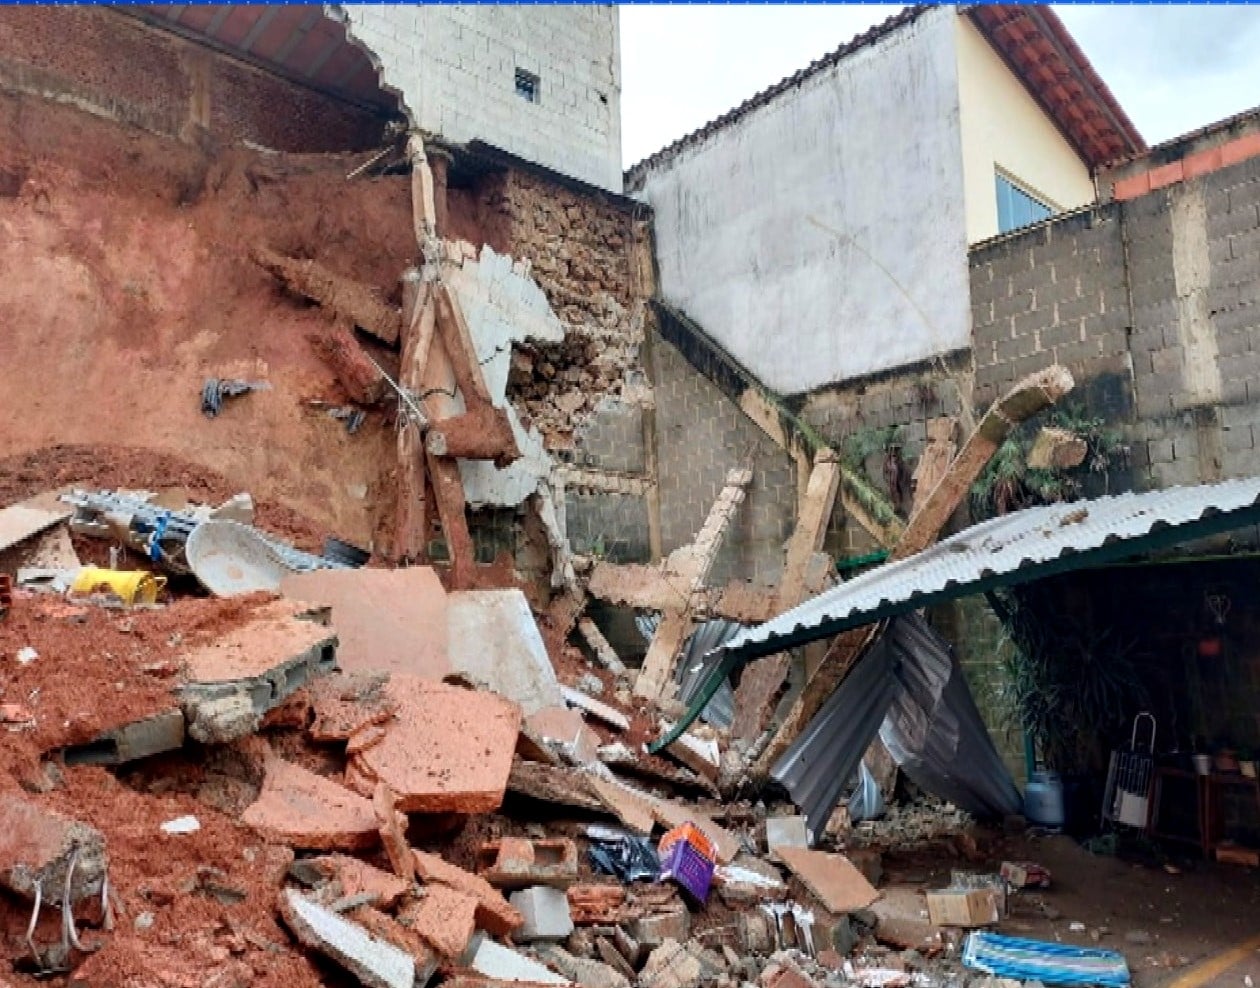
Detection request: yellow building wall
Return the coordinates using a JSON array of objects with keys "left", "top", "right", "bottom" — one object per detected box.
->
[{"left": 955, "top": 15, "right": 1096, "bottom": 244}]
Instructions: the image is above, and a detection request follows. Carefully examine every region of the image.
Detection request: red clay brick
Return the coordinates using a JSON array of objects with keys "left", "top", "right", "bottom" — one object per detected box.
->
[
  {"left": 307, "top": 671, "right": 397, "bottom": 742},
  {"left": 566, "top": 884, "right": 626, "bottom": 925},
  {"left": 1113, "top": 172, "right": 1151, "bottom": 202},
  {"left": 309, "top": 854, "right": 410, "bottom": 909},
  {"left": 1147, "top": 161, "right": 1185, "bottom": 191},
  {"left": 241, "top": 757, "right": 379, "bottom": 851},
  {"left": 398, "top": 884, "right": 478, "bottom": 960},
  {"left": 1221, "top": 132, "right": 1260, "bottom": 168},
  {"left": 412, "top": 850, "right": 523, "bottom": 936},
  {"left": 350, "top": 677, "right": 521, "bottom": 814},
  {"left": 1182, "top": 147, "right": 1224, "bottom": 181}
]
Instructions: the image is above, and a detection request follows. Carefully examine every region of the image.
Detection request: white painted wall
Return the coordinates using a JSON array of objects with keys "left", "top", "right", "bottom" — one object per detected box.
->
[
  {"left": 335, "top": 4, "right": 622, "bottom": 191},
  {"left": 955, "top": 16, "right": 1094, "bottom": 244},
  {"left": 634, "top": 8, "right": 971, "bottom": 395}
]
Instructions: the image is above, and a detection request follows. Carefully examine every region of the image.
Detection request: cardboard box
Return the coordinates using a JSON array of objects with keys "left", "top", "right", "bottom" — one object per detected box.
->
[{"left": 925, "top": 888, "right": 1000, "bottom": 928}]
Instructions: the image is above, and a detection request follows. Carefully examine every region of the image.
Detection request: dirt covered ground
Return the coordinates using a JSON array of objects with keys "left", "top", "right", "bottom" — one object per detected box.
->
[{"left": 0, "top": 88, "right": 415, "bottom": 552}]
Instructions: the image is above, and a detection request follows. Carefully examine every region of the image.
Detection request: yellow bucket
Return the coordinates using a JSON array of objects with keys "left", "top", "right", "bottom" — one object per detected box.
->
[{"left": 70, "top": 567, "right": 167, "bottom": 605}]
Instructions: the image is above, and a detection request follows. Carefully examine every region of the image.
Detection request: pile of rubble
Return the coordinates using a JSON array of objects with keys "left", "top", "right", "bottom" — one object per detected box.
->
[{"left": 0, "top": 482, "right": 1089, "bottom": 988}]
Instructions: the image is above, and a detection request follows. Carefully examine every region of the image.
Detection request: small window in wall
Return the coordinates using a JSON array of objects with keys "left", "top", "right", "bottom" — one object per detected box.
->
[
  {"left": 996, "top": 172, "right": 1054, "bottom": 234},
  {"left": 515, "top": 68, "right": 540, "bottom": 104}
]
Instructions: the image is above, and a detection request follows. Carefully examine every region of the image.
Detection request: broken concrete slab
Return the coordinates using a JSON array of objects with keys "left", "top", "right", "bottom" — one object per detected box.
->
[
  {"left": 659, "top": 723, "right": 720, "bottom": 782},
  {"left": 476, "top": 837, "right": 578, "bottom": 890},
  {"left": 63, "top": 708, "right": 186, "bottom": 766},
  {"left": 350, "top": 676, "right": 521, "bottom": 814},
  {"left": 775, "top": 847, "right": 879, "bottom": 914},
  {"left": 510, "top": 886, "right": 574, "bottom": 942},
  {"left": 307, "top": 854, "right": 410, "bottom": 910},
  {"left": 559, "top": 686, "right": 628, "bottom": 731},
  {"left": 282, "top": 569, "right": 450, "bottom": 682},
  {"left": 447, "top": 590, "right": 562, "bottom": 716},
  {"left": 279, "top": 888, "right": 415, "bottom": 988},
  {"left": 398, "top": 884, "right": 478, "bottom": 959},
  {"left": 583, "top": 776, "right": 657, "bottom": 835},
  {"left": 348, "top": 906, "right": 440, "bottom": 986},
  {"left": 307, "top": 672, "right": 397, "bottom": 742},
  {"left": 242, "top": 757, "right": 379, "bottom": 851},
  {"left": 471, "top": 938, "right": 570, "bottom": 985},
  {"left": 506, "top": 761, "right": 604, "bottom": 813},
  {"left": 412, "top": 850, "right": 523, "bottom": 937},
  {"left": 0, "top": 796, "right": 107, "bottom": 905},
  {"left": 177, "top": 600, "right": 338, "bottom": 743},
  {"left": 630, "top": 910, "right": 691, "bottom": 950},
  {"left": 576, "top": 619, "right": 627, "bottom": 676},
  {"left": 0, "top": 497, "right": 72, "bottom": 555},
  {"left": 638, "top": 939, "right": 707, "bottom": 988}
]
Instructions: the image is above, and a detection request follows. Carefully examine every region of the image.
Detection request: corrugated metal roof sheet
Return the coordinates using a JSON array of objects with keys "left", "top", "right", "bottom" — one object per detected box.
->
[{"left": 720, "top": 476, "right": 1260, "bottom": 664}]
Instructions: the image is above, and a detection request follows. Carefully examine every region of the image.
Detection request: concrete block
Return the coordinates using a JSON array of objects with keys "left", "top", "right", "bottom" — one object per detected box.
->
[
  {"left": 279, "top": 889, "right": 415, "bottom": 988},
  {"left": 0, "top": 797, "right": 106, "bottom": 905},
  {"left": 242, "top": 757, "right": 379, "bottom": 851},
  {"left": 447, "top": 590, "right": 563, "bottom": 716},
  {"left": 765, "top": 816, "right": 809, "bottom": 859},
  {"left": 511, "top": 885, "right": 575, "bottom": 941}
]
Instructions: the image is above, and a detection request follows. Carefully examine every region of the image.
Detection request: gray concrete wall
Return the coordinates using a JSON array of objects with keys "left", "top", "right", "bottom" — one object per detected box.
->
[
  {"left": 339, "top": 5, "right": 622, "bottom": 191},
  {"left": 631, "top": 7, "right": 971, "bottom": 396}
]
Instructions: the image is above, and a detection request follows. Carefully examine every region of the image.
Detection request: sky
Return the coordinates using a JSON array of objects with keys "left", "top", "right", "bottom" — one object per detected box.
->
[{"left": 619, "top": 5, "right": 1260, "bottom": 169}]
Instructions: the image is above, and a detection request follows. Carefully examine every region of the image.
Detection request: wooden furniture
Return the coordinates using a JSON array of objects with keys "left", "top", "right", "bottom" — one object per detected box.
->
[{"left": 1147, "top": 766, "right": 1260, "bottom": 859}]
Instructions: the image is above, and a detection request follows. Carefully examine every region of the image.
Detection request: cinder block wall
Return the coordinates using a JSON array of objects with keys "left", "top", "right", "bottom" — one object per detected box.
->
[
  {"left": 969, "top": 151, "right": 1260, "bottom": 491},
  {"left": 0, "top": 7, "right": 388, "bottom": 151},
  {"left": 340, "top": 5, "right": 622, "bottom": 191}
]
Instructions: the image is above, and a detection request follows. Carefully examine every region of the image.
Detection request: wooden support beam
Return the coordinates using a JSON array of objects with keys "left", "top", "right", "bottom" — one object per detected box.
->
[
  {"left": 252, "top": 247, "right": 403, "bottom": 345},
  {"left": 426, "top": 405, "right": 520, "bottom": 467},
  {"left": 425, "top": 448, "right": 475, "bottom": 590},
  {"left": 751, "top": 366, "right": 1076, "bottom": 782},
  {"left": 633, "top": 468, "right": 753, "bottom": 702},
  {"left": 432, "top": 282, "right": 495, "bottom": 408}
]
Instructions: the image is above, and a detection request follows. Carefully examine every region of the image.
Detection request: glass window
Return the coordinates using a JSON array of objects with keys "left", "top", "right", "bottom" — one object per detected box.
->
[
  {"left": 515, "top": 68, "right": 540, "bottom": 104},
  {"left": 996, "top": 173, "right": 1053, "bottom": 233}
]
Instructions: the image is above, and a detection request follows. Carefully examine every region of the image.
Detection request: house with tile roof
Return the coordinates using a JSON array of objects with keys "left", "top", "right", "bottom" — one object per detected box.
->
[{"left": 627, "top": 5, "right": 1143, "bottom": 395}]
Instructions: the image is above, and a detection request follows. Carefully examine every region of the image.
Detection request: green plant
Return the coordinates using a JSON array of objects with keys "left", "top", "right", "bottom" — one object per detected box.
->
[
  {"left": 840, "top": 425, "right": 903, "bottom": 472},
  {"left": 990, "top": 583, "right": 1148, "bottom": 775},
  {"left": 970, "top": 405, "right": 1130, "bottom": 519}
]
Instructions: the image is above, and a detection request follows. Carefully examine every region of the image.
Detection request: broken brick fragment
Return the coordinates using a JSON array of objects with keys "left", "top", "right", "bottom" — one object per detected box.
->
[
  {"left": 278, "top": 889, "right": 415, "bottom": 988},
  {"left": 242, "top": 757, "right": 379, "bottom": 851},
  {"left": 374, "top": 783, "right": 415, "bottom": 883},
  {"left": 566, "top": 884, "right": 625, "bottom": 925},
  {"left": 397, "top": 884, "right": 478, "bottom": 959},
  {"left": 412, "top": 849, "right": 523, "bottom": 936},
  {"left": 308, "top": 854, "right": 410, "bottom": 909},
  {"left": 350, "top": 677, "right": 521, "bottom": 814},
  {"left": 476, "top": 837, "right": 579, "bottom": 889}
]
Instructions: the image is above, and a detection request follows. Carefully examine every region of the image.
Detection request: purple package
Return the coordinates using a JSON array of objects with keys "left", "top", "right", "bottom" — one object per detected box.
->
[{"left": 658, "top": 838, "right": 714, "bottom": 904}]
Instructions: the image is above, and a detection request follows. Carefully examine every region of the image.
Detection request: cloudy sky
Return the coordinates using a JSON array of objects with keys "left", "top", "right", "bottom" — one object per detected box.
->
[{"left": 619, "top": 5, "right": 1260, "bottom": 168}]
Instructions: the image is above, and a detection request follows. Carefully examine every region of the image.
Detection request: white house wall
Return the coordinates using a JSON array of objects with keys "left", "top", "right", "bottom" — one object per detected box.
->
[
  {"left": 955, "top": 15, "right": 1094, "bottom": 244},
  {"left": 635, "top": 7, "right": 971, "bottom": 396},
  {"left": 336, "top": 4, "right": 622, "bottom": 191}
]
